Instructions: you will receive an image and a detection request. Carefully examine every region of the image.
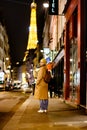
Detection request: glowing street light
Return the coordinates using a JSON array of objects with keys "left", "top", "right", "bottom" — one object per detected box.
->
[{"left": 43, "top": 3, "right": 49, "bottom": 8}]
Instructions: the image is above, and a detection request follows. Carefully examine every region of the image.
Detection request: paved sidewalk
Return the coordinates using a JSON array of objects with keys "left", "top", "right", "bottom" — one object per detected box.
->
[{"left": 3, "top": 95, "right": 87, "bottom": 130}]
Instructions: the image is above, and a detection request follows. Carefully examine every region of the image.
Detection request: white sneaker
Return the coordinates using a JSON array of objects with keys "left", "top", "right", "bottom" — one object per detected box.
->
[
  {"left": 37, "top": 110, "right": 44, "bottom": 113},
  {"left": 44, "top": 110, "right": 47, "bottom": 113}
]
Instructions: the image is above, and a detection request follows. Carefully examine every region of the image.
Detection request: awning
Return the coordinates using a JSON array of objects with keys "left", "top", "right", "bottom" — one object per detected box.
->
[{"left": 53, "top": 49, "right": 64, "bottom": 68}]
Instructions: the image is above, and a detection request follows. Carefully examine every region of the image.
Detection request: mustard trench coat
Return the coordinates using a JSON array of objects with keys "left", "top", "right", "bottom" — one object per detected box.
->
[{"left": 34, "top": 65, "right": 48, "bottom": 99}]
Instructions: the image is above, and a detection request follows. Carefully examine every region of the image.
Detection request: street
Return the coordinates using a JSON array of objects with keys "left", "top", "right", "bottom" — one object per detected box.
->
[
  {"left": 0, "top": 90, "right": 30, "bottom": 129},
  {"left": 0, "top": 90, "right": 87, "bottom": 130}
]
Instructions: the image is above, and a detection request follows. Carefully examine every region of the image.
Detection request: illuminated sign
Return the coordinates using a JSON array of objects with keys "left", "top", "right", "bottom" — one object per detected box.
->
[{"left": 49, "top": 0, "right": 58, "bottom": 15}]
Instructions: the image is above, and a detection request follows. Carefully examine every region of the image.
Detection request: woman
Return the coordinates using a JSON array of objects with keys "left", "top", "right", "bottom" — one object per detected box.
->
[{"left": 34, "top": 58, "right": 48, "bottom": 113}]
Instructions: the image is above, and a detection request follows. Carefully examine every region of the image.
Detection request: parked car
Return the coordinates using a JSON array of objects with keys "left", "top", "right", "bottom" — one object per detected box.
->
[
  {"left": 0, "top": 81, "right": 4, "bottom": 90},
  {"left": 21, "top": 82, "right": 33, "bottom": 93},
  {"left": 13, "top": 80, "right": 21, "bottom": 89},
  {"left": 5, "top": 81, "right": 13, "bottom": 91}
]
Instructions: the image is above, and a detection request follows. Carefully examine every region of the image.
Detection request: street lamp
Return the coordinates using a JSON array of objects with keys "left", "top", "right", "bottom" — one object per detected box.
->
[{"left": 43, "top": 2, "right": 49, "bottom": 8}]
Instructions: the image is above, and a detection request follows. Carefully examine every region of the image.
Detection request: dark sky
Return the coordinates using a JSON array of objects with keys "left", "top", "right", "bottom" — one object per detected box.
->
[{"left": 0, "top": 0, "right": 47, "bottom": 66}]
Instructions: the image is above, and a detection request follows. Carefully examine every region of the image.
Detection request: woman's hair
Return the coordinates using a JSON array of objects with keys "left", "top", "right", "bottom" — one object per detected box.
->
[{"left": 40, "top": 58, "right": 47, "bottom": 65}]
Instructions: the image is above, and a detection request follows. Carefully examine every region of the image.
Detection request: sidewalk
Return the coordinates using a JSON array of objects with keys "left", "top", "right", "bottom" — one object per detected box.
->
[{"left": 3, "top": 95, "right": 87, "bottom": 130}]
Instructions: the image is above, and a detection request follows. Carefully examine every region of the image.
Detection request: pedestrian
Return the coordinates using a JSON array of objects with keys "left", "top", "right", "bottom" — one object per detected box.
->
[
  {"left": 48, "top": 75, "right": 55, "bottom": 98},
  {"left": 34, "top": 58, "right": 48, "bottom": 113}
]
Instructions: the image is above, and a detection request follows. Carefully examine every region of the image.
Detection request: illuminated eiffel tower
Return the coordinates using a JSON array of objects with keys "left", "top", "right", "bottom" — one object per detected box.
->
[{"left": 23, "top": 0, "right": 38, "bottom": 62}]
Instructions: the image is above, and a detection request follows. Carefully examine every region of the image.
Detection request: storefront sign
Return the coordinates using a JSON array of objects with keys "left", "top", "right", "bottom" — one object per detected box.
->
[{"left": 49, "top": 0, "right": 58, "bottom": 15}]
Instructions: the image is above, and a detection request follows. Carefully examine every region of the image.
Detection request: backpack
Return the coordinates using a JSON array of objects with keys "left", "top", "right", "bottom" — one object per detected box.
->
[{"left": 44, "top": 69, "right": 51, "bottom": 83}]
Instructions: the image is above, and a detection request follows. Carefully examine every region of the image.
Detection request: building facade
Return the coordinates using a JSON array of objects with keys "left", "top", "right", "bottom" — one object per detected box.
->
[
  {"left": 43, "top": 0, "right": 87, "bottom": 113},
  {"left": 0, "top": 22, "right": 10, "bottom": 79},
  {"left": 63, "top": 0, "right": 87, "bottom": 112}
]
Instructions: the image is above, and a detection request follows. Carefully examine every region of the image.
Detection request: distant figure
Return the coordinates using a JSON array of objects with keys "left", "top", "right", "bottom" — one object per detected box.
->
[
  {"left": 34, "top": 58, "right": 48, "bottom": 113},
  {"left": 48, "top": 75, "right": 55, "bottom": 98}
]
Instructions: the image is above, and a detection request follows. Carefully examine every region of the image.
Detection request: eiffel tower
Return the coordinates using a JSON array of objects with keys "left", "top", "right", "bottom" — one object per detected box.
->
[{"left": 23, "top": 0, "right": 38, "bottom": 62}]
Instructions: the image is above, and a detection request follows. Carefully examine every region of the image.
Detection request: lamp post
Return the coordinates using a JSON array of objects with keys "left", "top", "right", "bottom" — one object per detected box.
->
[{"left": 43, "top": 2, "right": 49, "bottom": 18}]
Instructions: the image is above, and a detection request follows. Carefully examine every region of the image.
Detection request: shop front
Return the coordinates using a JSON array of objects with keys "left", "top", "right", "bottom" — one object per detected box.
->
[
  {"left": 69, "top": 37, "right": 79, "bottom": 103},
  {"left": 53, "top": 49, "right": 64, "bottom": 98},
  {"left": 64, "top": 0, "right": 87, "bottom": 112},
  {"left": 64, "top": 0, "right": 80, "bottom": 105}
]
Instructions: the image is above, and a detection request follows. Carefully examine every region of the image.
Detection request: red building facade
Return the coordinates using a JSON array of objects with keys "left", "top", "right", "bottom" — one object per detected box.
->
[{"left": 63, "top": 0, "right": 87, "bottom": 112}]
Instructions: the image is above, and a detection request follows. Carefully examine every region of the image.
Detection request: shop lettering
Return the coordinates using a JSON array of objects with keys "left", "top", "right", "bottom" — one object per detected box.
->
[
  {"left": 49, "top": 0, "right": 58, "bottom": 15},
  {"left": 52, "top": 2, "right": 55, "bottom": 13}
]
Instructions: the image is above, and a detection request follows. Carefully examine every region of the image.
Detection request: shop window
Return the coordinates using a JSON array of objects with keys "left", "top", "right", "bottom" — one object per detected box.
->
[{"left": 69, "top": 37, "right": 79, "bottom": 102}]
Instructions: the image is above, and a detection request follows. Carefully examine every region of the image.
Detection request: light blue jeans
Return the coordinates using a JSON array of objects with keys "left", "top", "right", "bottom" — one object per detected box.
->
[{"left": 40, "top": 99, "right": 48, "bottom": 110}]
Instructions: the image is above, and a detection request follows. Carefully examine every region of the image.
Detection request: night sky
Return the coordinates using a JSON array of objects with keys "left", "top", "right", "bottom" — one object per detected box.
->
[{"left": 0, "top": 0, "right": 47, "bottom": 66}]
